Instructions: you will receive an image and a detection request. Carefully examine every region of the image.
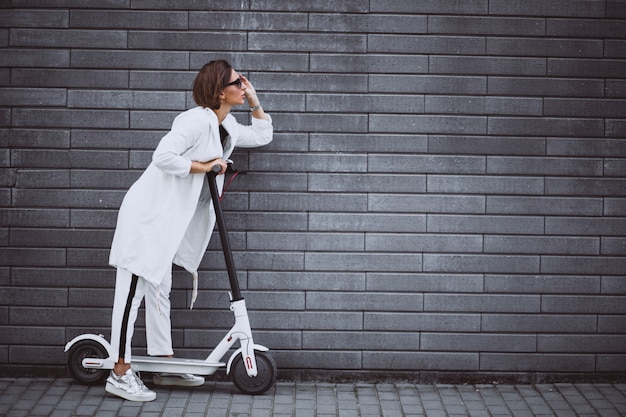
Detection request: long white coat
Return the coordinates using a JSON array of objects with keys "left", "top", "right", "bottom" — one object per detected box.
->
[{"left": 109, "top": 106, "right": 273, "bottom": 286}]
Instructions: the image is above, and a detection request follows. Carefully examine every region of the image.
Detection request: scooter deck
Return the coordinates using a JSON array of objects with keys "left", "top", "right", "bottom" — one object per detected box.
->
[{"left": 130, "top": 356, "right": 225, "bottom": 376}]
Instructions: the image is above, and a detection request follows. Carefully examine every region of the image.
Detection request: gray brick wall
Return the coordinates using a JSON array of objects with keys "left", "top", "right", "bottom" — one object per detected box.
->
[{"left": 1, "top": 1, "right": 625, "bottom": 382}]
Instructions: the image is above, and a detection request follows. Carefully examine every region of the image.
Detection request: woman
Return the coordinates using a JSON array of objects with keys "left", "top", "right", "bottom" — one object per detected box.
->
[{"left": 106, "top": 60, "right": 273, "bottom": 402}]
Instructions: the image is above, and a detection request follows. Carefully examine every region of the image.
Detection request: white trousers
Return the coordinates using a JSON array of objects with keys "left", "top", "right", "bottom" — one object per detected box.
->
[{"left": 110, "top": 267, "right": 173, "bottom": 362}]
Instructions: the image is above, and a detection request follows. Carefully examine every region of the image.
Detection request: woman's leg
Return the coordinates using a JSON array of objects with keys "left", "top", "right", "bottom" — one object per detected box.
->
[
  {"left": 144, "top": 272, "right": 173, "bottom": 357},
  {"left": 110, "top": 268, "right": 146, "bottom": 374}
]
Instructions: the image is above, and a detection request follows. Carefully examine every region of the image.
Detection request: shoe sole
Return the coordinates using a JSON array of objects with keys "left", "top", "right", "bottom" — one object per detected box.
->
[
  {"left": 152, "top": 376, "right": 205, "bottom": 387},
  {"left": 105, "top": 382, "right": 156, "bottom": 402}
]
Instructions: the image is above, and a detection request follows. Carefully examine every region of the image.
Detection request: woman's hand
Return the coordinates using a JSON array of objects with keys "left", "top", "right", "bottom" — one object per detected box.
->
[
  {"left": 190, "top": 158, "right": 228, "bottom": 174},
  {"left": 241, "top": 74, "right": 269, "bottom": 121}
]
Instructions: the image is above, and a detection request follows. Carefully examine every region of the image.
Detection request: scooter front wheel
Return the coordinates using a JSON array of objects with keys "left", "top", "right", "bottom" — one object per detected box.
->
[
  {"left": 67, "top": 340, "right": 109, "bottom": 385},
  {"left": 231, "top": 351, "right": 277, "bottom": 395}
]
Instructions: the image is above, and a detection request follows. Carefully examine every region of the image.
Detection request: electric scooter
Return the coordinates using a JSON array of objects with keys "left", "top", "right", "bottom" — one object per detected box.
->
[{"left": 65, "top": 165, "right": 277, "bottom": 395}]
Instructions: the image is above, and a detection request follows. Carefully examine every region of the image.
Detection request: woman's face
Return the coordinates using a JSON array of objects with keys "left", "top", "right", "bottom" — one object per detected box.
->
[{"left": 222, "top": 69, "right": 246, "bottom": 107}]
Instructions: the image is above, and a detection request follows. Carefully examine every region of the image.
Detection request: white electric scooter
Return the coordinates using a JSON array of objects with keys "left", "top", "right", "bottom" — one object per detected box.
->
[{"left": 65, "top": 165, "right": 277, "bottom": 395}]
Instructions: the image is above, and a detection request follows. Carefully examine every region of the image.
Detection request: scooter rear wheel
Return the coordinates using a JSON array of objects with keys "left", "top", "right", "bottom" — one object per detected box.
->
[
  {"left": 231, "top": 351, "right": 277, "bottom": 395},
  {"left": 67, "top": 340, "right": 109, "bottom": 385}
]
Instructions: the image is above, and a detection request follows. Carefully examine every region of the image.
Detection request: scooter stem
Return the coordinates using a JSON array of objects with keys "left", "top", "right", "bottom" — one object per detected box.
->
[{"left": 207, "top": 167, "right": 242, "bottom": 301}]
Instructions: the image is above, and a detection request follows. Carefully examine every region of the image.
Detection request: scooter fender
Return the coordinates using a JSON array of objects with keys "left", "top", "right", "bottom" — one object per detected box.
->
[
  {"left": 226, "top": 344, "right": 269, "bottom": 376},
  {"left": 64, "top": 333, "right": 115, "bottom": 359}
]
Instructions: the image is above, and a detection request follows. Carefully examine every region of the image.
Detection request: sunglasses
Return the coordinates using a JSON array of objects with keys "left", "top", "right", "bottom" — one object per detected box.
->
[{"left": 225, "top": 77, "right": 242, "bottom": 88}]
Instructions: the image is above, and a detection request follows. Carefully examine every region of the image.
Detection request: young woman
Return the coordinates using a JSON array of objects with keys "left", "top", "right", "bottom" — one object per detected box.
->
[{"left": 106, "top": 60, "right": 273, "bottom": 401}]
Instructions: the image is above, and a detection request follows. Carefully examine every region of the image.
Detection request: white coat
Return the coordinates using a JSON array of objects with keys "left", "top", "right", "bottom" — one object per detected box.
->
[{"left": 109, "top": 106, "right": 273, "bottom": 286}]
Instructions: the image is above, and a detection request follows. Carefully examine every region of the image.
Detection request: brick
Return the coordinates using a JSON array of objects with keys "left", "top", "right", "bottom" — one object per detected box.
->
[
  {"left": 428, "top": 175, "right": 544, "bottom": 195},
  {"left": 539, "top": 335, "right": 626, "bottom": 353},
  {"left": 310, "top": 13, "right": 427, "bottom": 34},
  {"left": 488, "top": 156, "right": 603, "bottom": 176},
  {"left": 365, "top": 273, "right": 483, "bottom": 293},
  {"left": 547, "top": 18, "right": 626, "bottom": 38},
  {"left": 130, "top": 110, "right": 178, "bottom": 130},
  {"left": 309, "top": 213, "right": 426, "bottom": 233},
  {"left": 370, "top": 114, "right": 487, "bottom": 135},
  {"left": 605, "top": 159, "right": 626, "bottom": 176},
  {"left": 311, "top": 53, "right": 428, "bottom": 74},
  {"left": 488, "top": 117, "right": 604, "bottom": 137},
  {"left": 365, "top": 312, "right": 481, "bottom": 332},
  {"left": 3, "top": 209, "right": 69, "bottom": 228},
  {"left": 309, "top": 173, "right": 426, "bottom": 193},
  {"left": 11, "top": 228, "right": 112, "bottom": 248},
  {"left": 13, "top": 189, "right": 124, "bottom": 209},
  {"left": 597, "top": 355, "right": 626, "bottom": 372},
  {"left": 70, "top": 10, "right": 188, "bottom": 29},
  {"left": 547, "top": 138, "right": 626, "bottom": 157},
  {"left": 429, "top": 136, "right": 545, "bottom": 155},
  {"left": 3, "top": 248, "right": 66, "bottom": 266},
  {"left": 2, "top": 326, "right": 64, "bottom": 345},
  {"left": 190, "top": 11, "right": 307, "bottom": 31},
  {"left": 303, "top": 331, "right": 419, "bottom": 350},
  {"left": 363, "top": 351, "right": 478, "bottom": 371},
  {"left": 545, "top": 98, "right": 626, "bottom": 118},
  {"left": 191, "top": 52, "right": 310, "bottom": 73},
  {"left": 12, "top": 28, "right": 127, "bottom": 48},
  {"left": 305, "top": 253, "right": 422, "bottom": 273},
  {"left": 487, "top": 37, "right": 602, "bottom": 58},
  {"left": 9, "top": 306, "right": 111, "bottom": 327},
  {"left": 368, "top": 154, "right": 485, "bottom": 174},
  {"left": 129, "top": 30, "right": 246, "bottom": 51},
  {"left": 369, "top": 194, "right": 485, "bottom": 214},
  {"left": 542, "top": 257, "right": 626, "bottom": 276},
  {"left": 0, "top": 88, "right": 66, "bottom": 106},
  {"left": 11, "top": 267, "right": 114, "bottom": 288},
  {"left": 602, "top": 237, "right": 626, "bottom": 255},
  {"left": 548, "top": 58, "right": 626, "bottom": 78},
  {"left": 605, "top": 198, "right": 626, "bottom": 216},
  {"left": 71, "top": 49, "right": 190, "bottom": 69},
  {"left": 607, "top": 119, "right": 626, "bottom": 137},
  {"left": 482, "top": 314, "right": 597, "bottom": 333},
  {"left": 546, "top": 178, "right": 626, "bottom": 196},
  {"left": 12, "top": 108, "right": 129, "bottom": 129},
  {"left": 487, "top": 77, "right": 604, "bottom": 98},
  {"left": 425, "top": 294, "right": 540, "bottom": 313},
  {"left": 433, "top": 56, "right": 545, "bottom": 76},
  {"left": 306, "top": 292, "right": 423, "bottom": 312},
  {"left": 307, "top": 93, "right": 424, "bottom": 113},
  {"left": 248, "top": 271, "right": 366, "bottom": 291},
  {"left": 606, "top": 40, "right": 626, "bottom": 58},
  {"left": 70, "top": 170, "right": 140, "bottom": 189},
  {"left": 369, "top": 34, "right": 485, "bottom": 55},
  {"left": 429, "top": 16, "right": 545, "bottom": 36},
  {"left": 12, "top": 68, "right": 129, "bottom": 88},
  {"left": 485, "top": 275, "right": 600, "bottom": 294},
  {"left": 484, "top": 236, "right": 600, "bottom": 255},
  {"left": 251, "top": 0, "right": 369, "bottom": 13},
  {"left": 480, "top": 353, "right": 595, "bottom": 372},
  {"left": 371, "top": 74, "right": 487, "bottom": 95},
  {"left": 15, "top": 170, "right": 70, "bottom": 188},
  {"left": 487, "top": 196, "right": 602, "bottom": 216},
  {"left": 3, "top": 129, "right": 70, "bottom": 148},
  {"left": 11, "top": 150, "right": 69, "bottom": 169},
  {"left": 275, "top": 350, "right": 362, "bottom": 370},
  {"left": 0, "top": 9, "right": 68, "bottom": 28},
  {"left": 310, "top": 134, "right": 427, "bottom": 153},
  {"left": 251, "top": 311, "right": 364, "bottom": 331},
  {"left": 423, "top": 254, "right": 540, "bottom": 274},
  {"left": 0, "top": 49, "right": 69, "bottom": 68},
  {"left": 602, "top": 277, "right": 626, "bottom": 294},
  {"left": 598, "top": 316, "right": 626, "bottom": 333},
  {"left": 488, "top": 0, "right": 605, "bottom": 17},
  {"left": 421, "top": 333, "right": 536, "bottom": 352},
  {"left": 546, "top": 217, "right": 626, "bottom": 236},
  {"left": 250, "top": 33, "right": 366, "bottom": 53},
  {"left": 251, "top": 153, "right": 367, "bottom": 173},
  {"left": 0, "top": 287, "right": 67, "bottom": 306},
  {"left": 366, "top": 233, "right": 482, "bottom": 253},
  {"left": 370, "top": 0, "right": 488, "bottom": 14}
]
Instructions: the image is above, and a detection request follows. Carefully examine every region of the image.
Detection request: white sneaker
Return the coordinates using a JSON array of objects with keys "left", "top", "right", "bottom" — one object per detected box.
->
[
  {"left": 152, "top": 373, "right": 205, "bottom": 387},
  {"left": 105, "top": 369, "right": 156, "bottom": 402}
]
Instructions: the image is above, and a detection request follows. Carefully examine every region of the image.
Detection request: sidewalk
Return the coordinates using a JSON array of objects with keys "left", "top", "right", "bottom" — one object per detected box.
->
[{"left": 1, "top": 377, "right": 625, "bottom": 416}]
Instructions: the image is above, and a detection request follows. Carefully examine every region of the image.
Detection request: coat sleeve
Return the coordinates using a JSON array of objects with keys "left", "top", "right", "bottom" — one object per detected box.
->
[
  {"left": 152, "top": 111, "right": 203, "bottom": 177},
  {"left": 229, "top": 114, "right": 273, "bottom": 148}
]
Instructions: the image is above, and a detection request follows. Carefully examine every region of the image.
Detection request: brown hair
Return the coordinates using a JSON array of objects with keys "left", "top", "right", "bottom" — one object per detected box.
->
[{"left": 192, "top": 60, "right": 233, "bottom": 109}]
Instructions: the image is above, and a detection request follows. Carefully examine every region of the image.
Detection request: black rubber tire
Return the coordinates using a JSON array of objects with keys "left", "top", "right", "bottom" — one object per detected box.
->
[
  {"left": 67, "top": 340, "right": 109, "bottom": 385},
  {"left": 231, "top": 351, "right": 277, "bottom": 395}
]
